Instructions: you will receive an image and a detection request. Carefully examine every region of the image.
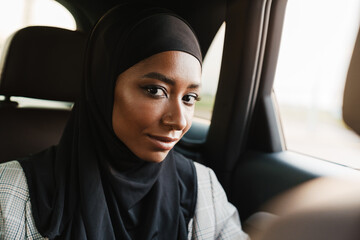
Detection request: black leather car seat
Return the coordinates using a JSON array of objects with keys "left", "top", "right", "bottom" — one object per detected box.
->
[{"left": 0, "top": 26, "right": 86, "bottom": 162}]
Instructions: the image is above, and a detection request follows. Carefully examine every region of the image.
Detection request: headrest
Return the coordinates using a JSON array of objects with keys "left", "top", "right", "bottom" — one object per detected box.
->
[{"left": 0, "top": 26, "right": 87, "bottom": 102}]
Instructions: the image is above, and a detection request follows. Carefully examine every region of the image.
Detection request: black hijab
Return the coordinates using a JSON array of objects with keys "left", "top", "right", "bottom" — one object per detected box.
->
[{"left": 19, "top": 4, "right": 202, "bottom": 240}]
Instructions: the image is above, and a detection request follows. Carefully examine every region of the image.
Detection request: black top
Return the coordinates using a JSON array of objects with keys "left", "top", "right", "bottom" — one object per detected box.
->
[{"left": 19, "top": 4, "right": 202, "bottom": 240}]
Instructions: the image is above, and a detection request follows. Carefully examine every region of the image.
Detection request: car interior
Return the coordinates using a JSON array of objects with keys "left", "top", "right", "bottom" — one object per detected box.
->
[
  {"left": 1, "top": 0, "right": 360, "bottom": 238},
  {"left": 0, "top": 26, "right": 86, "bottom": 161}
]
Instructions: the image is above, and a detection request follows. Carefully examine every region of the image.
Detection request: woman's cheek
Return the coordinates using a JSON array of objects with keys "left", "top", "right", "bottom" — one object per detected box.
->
[{"left": 133, "top": 101, "right": 165, "bottom": 126}]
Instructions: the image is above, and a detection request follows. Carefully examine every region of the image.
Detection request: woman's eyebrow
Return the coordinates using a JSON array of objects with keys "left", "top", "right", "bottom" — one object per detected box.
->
[
  {"left": 142, "top": 72, "right": 200, "bottom": 89},
  {"left": 142, "top": 72, "right": 175, "bottom": 85}
]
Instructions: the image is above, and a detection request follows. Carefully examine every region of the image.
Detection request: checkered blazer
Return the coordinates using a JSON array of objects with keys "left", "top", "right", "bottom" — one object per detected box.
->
[{"left": 0, "top": 161, "right": 249, "bottom": 240}]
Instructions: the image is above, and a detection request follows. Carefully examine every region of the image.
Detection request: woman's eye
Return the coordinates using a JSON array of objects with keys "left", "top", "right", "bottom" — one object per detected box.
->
[
  {"left": 143, "top": 86, "right": 167, "bottom": 98},
  {"left": 182, "top": 94, "right": 199, "bottom": 105}
]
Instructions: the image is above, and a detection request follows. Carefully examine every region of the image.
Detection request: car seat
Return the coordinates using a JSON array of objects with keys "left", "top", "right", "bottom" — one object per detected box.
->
[{"left": 0, "top": 26, "right": 87, "bottom": 162}]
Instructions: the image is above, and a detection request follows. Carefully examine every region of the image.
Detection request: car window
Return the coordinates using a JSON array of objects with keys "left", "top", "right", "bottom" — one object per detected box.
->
[
  {"left": 273, "top": 0, "right": 360, "bottom": 168},
  {"left": 194, "top": 22, "right": 225, "bottom": 122},
  {"left": 0, "top": 0, "right": 76, "bottom": 57}
]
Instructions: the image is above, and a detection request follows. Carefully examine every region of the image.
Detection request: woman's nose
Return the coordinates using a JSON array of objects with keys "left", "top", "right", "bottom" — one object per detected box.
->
[{"left": 161, "top": 100, "right": 187, "bottom": 130}]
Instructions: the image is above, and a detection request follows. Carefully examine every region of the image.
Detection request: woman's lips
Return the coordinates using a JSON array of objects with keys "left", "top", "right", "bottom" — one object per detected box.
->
[{"left": 147, "top": 134, "right": 179, "bottom": 150}]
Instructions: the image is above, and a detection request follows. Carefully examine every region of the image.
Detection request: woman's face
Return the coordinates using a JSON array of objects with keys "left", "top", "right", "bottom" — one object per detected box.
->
[{"left": 112, "top": 51, "right": 201, "bottom": 163}]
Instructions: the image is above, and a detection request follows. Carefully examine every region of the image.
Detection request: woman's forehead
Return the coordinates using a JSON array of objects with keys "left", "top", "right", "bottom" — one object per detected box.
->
[{"left": 132, "top": 51, "right": 202, "bottom": 84}]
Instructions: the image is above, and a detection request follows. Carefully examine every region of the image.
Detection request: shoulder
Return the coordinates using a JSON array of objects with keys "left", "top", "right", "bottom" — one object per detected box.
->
[
  {"left": 173, "top": 152, "right": 214, "bottom": 186},
  {"left": 0, "top": 161, "right": 29, "bottom": 237},
  {"left": 193, "top": 161, "right": 215, "bottom": 181},
  {"left": 0, "top": 160, "right": 29, "bottom": 201},
  {"left": 0, "top": 161, "right": 45, "bottom": 239},
  {"left": 192, "top": 162, "right": 225, "bottom": 208},
  {"left": 193, "top": 162, "right": 222, "bottom": 195},
  {"left": 0, "top": 160, "right": 29, "bottom": 217},
  {"left": 189, "top": 162, "right": 250, "bottom": 240}
]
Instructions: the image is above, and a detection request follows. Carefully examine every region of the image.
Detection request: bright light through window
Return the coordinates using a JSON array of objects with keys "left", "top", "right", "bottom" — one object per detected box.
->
[
  {"left": 274, "top": 0, "right": 360, "bottom": 168},
  {"left": 195, "top": 22, "right": 225, "bottom": 120},
  {"left": 0, "top": 0, "right": 76, "bottom": 56}
]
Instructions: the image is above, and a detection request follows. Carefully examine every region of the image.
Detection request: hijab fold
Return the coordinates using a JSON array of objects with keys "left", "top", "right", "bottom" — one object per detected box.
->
[{"left": 20, "top": 4, "right": 202, "bottom": 239}]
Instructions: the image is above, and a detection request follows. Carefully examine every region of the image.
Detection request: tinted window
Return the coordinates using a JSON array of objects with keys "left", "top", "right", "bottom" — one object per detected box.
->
[{"left": 274, "top": 0, "right": 360, "bottom": 168}]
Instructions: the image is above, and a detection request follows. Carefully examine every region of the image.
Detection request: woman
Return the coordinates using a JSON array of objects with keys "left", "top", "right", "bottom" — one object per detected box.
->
[{"left": 0, "top": 4, "right": 249, "bottom": 240}]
